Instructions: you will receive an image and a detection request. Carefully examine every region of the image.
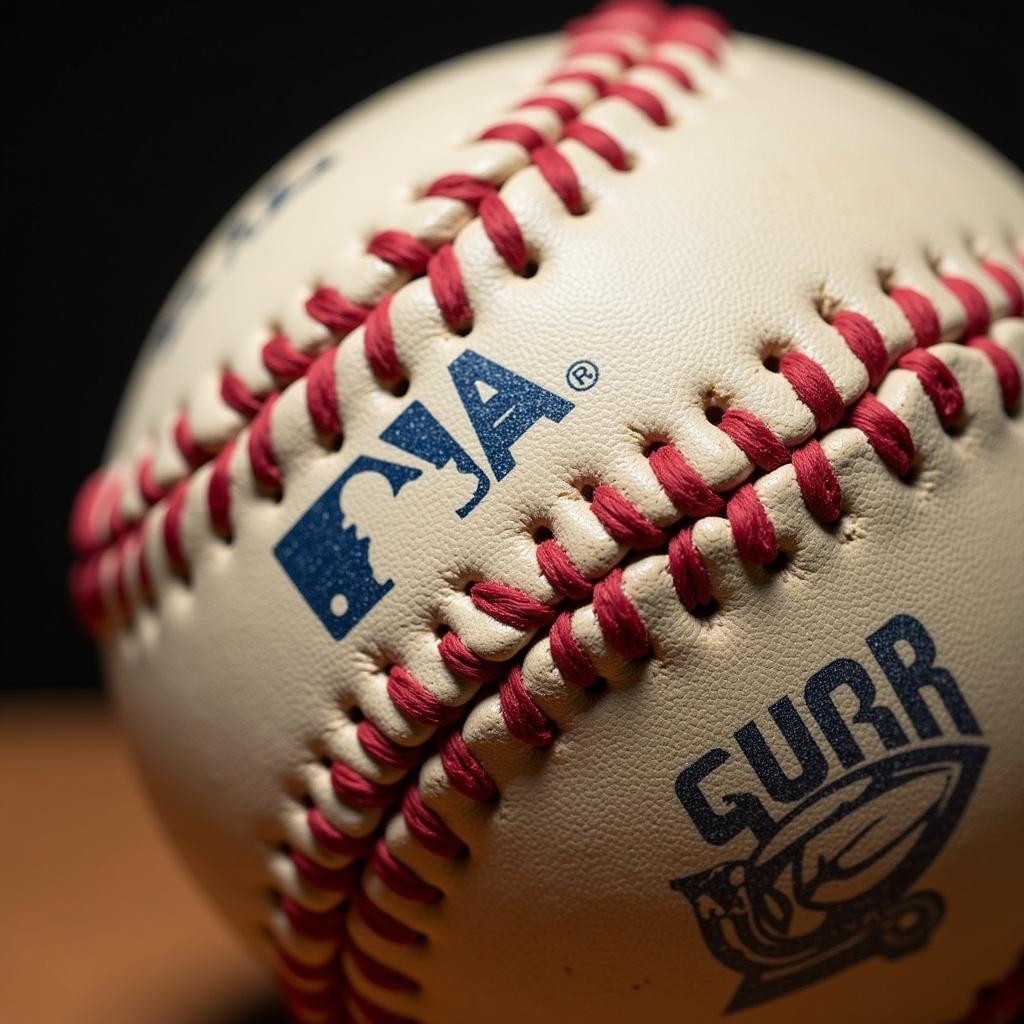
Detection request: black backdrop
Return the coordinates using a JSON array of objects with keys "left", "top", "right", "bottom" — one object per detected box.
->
[{"left": 4, "top": 1, "right": 1020, "bottom": 697}]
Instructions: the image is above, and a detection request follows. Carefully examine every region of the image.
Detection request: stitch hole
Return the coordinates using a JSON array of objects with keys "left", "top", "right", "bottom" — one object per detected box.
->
[
  {"left": 347, "top": 705, "right": 365, "bottom": 724},
  {"left": 900, "top": 459, "right": 922, "bottom": 487},
  {"left": 876, "top": 266, "right": 897, "bottom": 294},
  {"left": 531, "top": 524, "right": 553, "bottom": 544},
  {"left": 761, "top": 353, "right": 781, "bottom": 374},
  {"left": 519, "top": 258, "right": 539, "bottom": 279},
  {"left": 689, "top": 596, "right": 720, "bottom": 620},
  {"left": 388, "top": 377, "right": 410, "bottom": 398},
  {"left": 763, "top": 549, "right": 791, "bottom": 574},
  {"left": 813, "top": 290, "right": 843, "bottom": 323},
  {"left": 704, "top": 403, "right": 726, "bottom": 426},
  {"left": 433, "top": 621, "right": 450, "bottom": 639},
  {"left": 577, "top": 482, "right": 596, "bottom": 503},
  {"left": 641, "top": 438, "right": 668, "bottom": 458},
  {"left": 944, "top": 412, "right": 970, "bottom": 439}
]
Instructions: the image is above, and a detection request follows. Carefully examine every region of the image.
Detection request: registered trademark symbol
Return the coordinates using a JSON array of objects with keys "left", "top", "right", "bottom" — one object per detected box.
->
[{"left": 566, "top": 359, "right": 599, "bottom": 392}]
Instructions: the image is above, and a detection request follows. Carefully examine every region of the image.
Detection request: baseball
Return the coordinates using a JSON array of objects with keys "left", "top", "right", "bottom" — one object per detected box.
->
[{"left": 69, "top": 3, "right": 1024, "bottom": 1022}]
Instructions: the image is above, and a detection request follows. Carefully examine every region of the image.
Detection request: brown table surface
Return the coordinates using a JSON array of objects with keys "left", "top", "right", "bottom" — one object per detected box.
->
[{"left": 0, "top": 699, "right": 281, "bottom": 1024}]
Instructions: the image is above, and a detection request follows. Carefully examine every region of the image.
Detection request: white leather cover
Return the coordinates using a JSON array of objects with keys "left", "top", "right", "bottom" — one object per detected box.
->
[{"left": 75, "top": 8, "right": 1024, "bottom": 1024}]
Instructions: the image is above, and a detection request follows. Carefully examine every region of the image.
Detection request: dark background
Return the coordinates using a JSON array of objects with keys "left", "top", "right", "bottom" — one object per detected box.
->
[{"left": 4, "top": 0, "right": 1021, "bottom": 699}]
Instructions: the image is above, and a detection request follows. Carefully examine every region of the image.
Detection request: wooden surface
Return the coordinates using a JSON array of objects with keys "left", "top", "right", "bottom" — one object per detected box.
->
[{"left": 0, "top": 700, "right": 282, "bottom": 1024}]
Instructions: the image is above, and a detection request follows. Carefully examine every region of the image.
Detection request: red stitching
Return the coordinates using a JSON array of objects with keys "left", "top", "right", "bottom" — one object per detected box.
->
[
  {"left": 607, "top": 81, "right": 670, "bottom": 125},
  {"left": 137, "top": 454, "right": 167, "bottom": 506},
  {"left": 280, "top": 896, "right": 347, "bottom": 941},
  {"left": 898, "top": 347, "right": 964, "bottom": 427},
  {"left": 647, "top": 444, "right": 724, "bottom": 517},
  {"left": 364, "top": 295, "right": 402, "bottom": 383},
  {"left": 849, "top": 391, "right": 916, "bottom": 476},
  {"left": 718, "top": 409, "right": 790, "bottom": 471},
  {"left": 439, "top": 730, "right": 497, "bottom": 802},
  {"left": 791, "top": 439, "right": 842, "bottom": 524},
  {"left": 591, "top": 484, "right": 664, "bottom": 547},
  {"left": 331, "top": 761, "right": 403, "bottom": 809},
  {"left": 563, "top": 120, "right": 629, "bottom": 170},
  {"left": 727, "top": 483, "right": 778, "bottom": 565},
  {"left": 968, "top": 337, "right": 1022, "bottom": 412},
  {"left": 593, "top": 567, "right": 650, "bottom": 659},
  {"left": 479, "top": 122, "right": 547, "bottom": 152},
  {"left": 479, "top": 192, "right": 529, "bottom": 274},
  {"left": 518, "top": 94, "right": 579, "bottom": 124},
  {"left": 370, "top": 839, "right": 442, "bottom": 904},
  {"left": 305, "top": 285, "right": 371, "bottom": 336},
  {"left": 352, "top": 889, "right": 423, "bottom": 945},
  {"left": 546, "top": 68, "right": 610, "bottom": 97},
  {"left": 69, "top": 1, "right": 726, "bottom": 580},
  {"left": 290, "top": 850, "right": 360, "bottom": 894},
  {"left": 387, "top": 665, "right": 463, "bottom": 727},
  {"left": 536, "top": 538, "right": 594, "bottom": 600},
  {"left": 306, "top": 346, "right": 343, "bottom": 440},
  {"left": 437, "top": 630, "right": 505, "bottom": 684},
  {"left": 173, "top": 414, "right": 206, "bottom": 468},
  {"left": 942, "top": 275, "right": 991, "bottom": 337},
  {"left": 248, "top": 392, "right": 282, "bottom": 493},
  {"left": 207, "top": 440, "right": 235, "bottom": 539},
  {"left": 532, "top": 143, "right": 585, "bottom": 214},
  {"left": 367, "top": 231, "right": 433, "bottom": 276},
  {"left": 499, "top": 665, "right": 557, "bottom": 746},
  {"left": 346, "top": 941, "right": 419, "bottom": 993},
  {"left": 263, "top": 333, "right": 313, "bottom": 382},
  {"left": 831, "top": 309, "right": 889, "bottom": 389},
  {"left": 779, "top": 350, "right": 845, "bottom": 431},
  {"left": 549, "top": 610, "right": 600, "bottom": 688},
  {"left": 275, "top": 945, "right": 338, "bottom": 983},
  {"left": 162, "top": 480, "right": 189, "bottom": 578},
  {"left": 469, "top": 580, "right": 557, "bottom": 630},
  {"left": 667, "top": 527, "right": 712, "bottom": 611},
  {"left": 401, "top": 786, "right": 466, "bottom": 859},
  {"left": 357, "top": 720, "right": 431, "bottom": 772},
  {"left": 890, "top": 286, "right": 942, "bottom": 347},
  {"left": 427, "top": 243, "right": 473, "bottom": 333},
  {"left": 220, "top": 370, "right": 263, "bottom": 418},
  {"left": 639, "top": 57, "right": 695, "bottom": 90},
  {"left": 307, "top": 808, "right": 375, "bottom": 858},
  {"left": 983, "top": 259, "right": 1024, "bottom": 316}
]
